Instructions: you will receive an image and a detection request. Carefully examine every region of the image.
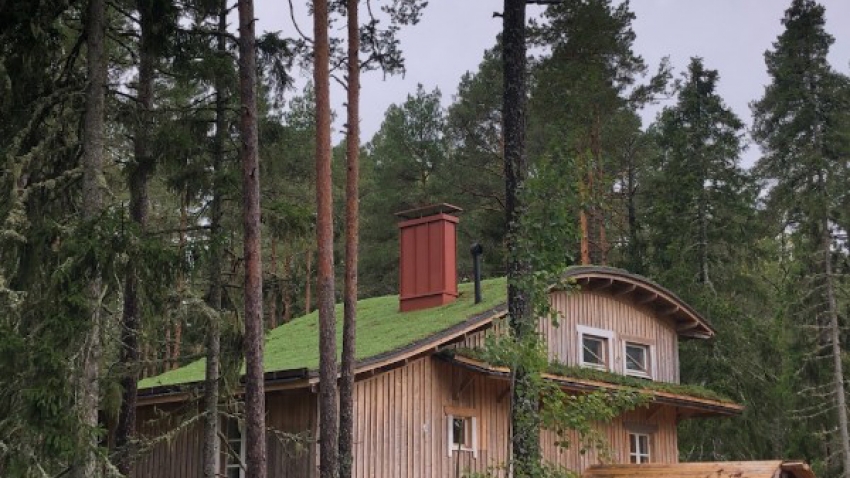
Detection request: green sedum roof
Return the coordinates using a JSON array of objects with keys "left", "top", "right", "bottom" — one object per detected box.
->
[{"left": 140, "top": 277, "right": 507, "bottom": 389}]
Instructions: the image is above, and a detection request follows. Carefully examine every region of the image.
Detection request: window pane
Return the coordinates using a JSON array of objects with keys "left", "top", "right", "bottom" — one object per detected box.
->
[
  {"left": 452, "top": 418, "right": 465, "bottom": 446},
  {"left": 583, "top": 336, "right": 605, "bottom": 365},
  {"left": 227, "top": 467, "right": 240, "bottom": 478},
  {"left": 639, "top": 434, "right": 649, "bottom": 453},
  {"left": 629, "top": 434, "right": 637, "bottom": 454},
  {"left": 626, "top": 344, "right": 648, "bottom": 373}
]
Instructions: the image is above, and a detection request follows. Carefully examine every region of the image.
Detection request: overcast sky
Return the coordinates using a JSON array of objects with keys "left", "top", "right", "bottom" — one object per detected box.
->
[{"left": 253, "top": 0, "right": 850, "bottom": 167}]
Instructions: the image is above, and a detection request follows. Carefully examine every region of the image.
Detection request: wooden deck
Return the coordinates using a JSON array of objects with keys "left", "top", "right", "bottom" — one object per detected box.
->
[{"left": 584, "top": 461, "right": 815, "bottom": 478}]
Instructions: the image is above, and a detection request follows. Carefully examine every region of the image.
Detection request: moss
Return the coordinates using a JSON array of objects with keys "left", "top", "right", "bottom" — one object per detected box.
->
[
  {"left": 453, "top": 348, "right": 733, "bottom": 404},
  {"left": 140, "top": 277, "right": 507, "bottom": 389}
]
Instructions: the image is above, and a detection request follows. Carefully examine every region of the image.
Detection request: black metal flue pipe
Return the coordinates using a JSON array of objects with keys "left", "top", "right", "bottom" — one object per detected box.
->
[{"left": 470, "top": 242, "right": 484, "bottom": 304}]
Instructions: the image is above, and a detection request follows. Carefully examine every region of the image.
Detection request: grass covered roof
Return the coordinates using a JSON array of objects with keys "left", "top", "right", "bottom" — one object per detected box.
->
[{"left": 140, "top": 277, "right": 507, "bottom": 389}]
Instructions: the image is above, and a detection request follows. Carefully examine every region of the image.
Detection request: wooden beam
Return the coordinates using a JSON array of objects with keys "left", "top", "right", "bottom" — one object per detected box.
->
[
  {"left": 615, "top": 283, "right": 637, "bottom": 297},
  {"left": 646, "top": 403, "right": 663, "bottom": 421},
  {"left": 677, "top": 320, "right": 701, "bottom": 332},
  {"left": 659, "top": 304, "right": 680, "bottom": 317},
  {"left": 454, "top": 373, "right": 475, "bottom": 400},
  {"left": 590, "top": 278, "right": 614, "bottom": 291},
  {"left": 636, "top": 293, "right": 658, "bottom": 305}
]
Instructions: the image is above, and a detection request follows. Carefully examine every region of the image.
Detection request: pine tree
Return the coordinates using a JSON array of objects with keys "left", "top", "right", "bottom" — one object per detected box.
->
[
  {"left": 339, "top": 0, "right": 361, "bottom": 476},
  {"left": 73, "top": 1, "right": 107, "bottom": 477},
  {"left": 237, "top": 0, "right": 267, "bottom": 476},
  {"left": 314, "top": 0, "right": 339, "bottom": 476},
  {"left": 752, "top": 1, "right": 850, "bottom": 474},
  {"left": 502, "top": 0, "right": 541, "bottom": 475},
  {"left": 644, "top": 57, "right": 754, "bottom": 294}
]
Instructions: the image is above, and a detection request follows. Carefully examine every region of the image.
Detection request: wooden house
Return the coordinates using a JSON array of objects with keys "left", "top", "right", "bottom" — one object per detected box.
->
[{"left": 133, "top": 205, "right": 801, "bottom": 478}]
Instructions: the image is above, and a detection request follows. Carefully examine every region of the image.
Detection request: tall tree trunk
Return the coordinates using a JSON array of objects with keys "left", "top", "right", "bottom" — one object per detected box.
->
[
  {"left": 339, "top": 1, "right": 360, "bottom": 476},
  {"left": 823, "top": 214, "right": 850, "bottom": 475},
  {"left": 173, "top": 188, "right": 188, "bottom": 366},
  {"left": 697, "top": 190, "right": 710, "bottom": 286},
  {"left": 579, "top": 151, "right": 590, "bottom": 265},
  {"left": 202, "top": 3, "right": 227, "bottom": 475},
  {"left": 283, "top": 245, "right": 293, "bottom": 323},
  {"left": 305, "top": 246, "right": 313, "bottom": 314},
  {"left": 238, "top": 0, "right": 267, "bottom": 476},
  {"left": 503, "top": 0, "right": 541, "bottom": 476},
  {"left": 314, "top": 0, "right": 339, "bottom": 475},
  {"left": 269, "top": 235, "right": 278, "bottom": 329},
  {"left": 624, "top": 141, "right": 642, "bottom": 273},
  {"left": 591, "top": 111, "right": 606, "bottom": 265},
  {"left": 73, "top": 0, "right": 106, "bottom": 476},
  {"left": 115, "top": 1, "right": 155, "bottom": 471}
]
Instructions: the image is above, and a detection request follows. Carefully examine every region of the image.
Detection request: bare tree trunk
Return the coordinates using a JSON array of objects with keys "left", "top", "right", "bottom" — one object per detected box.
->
[
  {"left": 339, "top": 1, "right": 360, "bottom": 475},
  {"left": 269, "top": 235, "right": 278, "bottom": 329},
  {"left": 315, "top": 0, "right": 339, "bottom": 475},
  {"left": 579, "top": 208, "right": 590, "bottom": 265},
  {"left": 503, "top": 0, "right": 541, "bottom": 475},
  {"left": 115, "top": 2, "right": 155, "bottom": 471},
  {"left": 238, "top": 0, "right": 267, "bottom": 476},
  {"left": 579, "top": 151, "right": 590, "bottom": 266},
  {"left": 283, "top": 245, "right": 293, "bottom": 323},
  {"left": 173, "top": 188, "right": 188, "bottom": 365},
  {"left": 823, "top": 215, "right": 850, "bottom": 475},
  {"left": 591, "top": 111, "right": 606, "bottom": 265},
  {"left": 305, "top": 246, "right": 313, "bottom": 314},
  {"left": 202, "top": 3, "right": 227, "bottom": 475},
  {"left": 73, "top": 0, "right": 106, "bottom": 476}
]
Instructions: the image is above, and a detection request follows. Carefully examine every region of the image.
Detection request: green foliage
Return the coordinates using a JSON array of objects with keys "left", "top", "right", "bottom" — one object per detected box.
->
[
  {"left": 464, "top": 463, "right": 578, "bottom": 478},
  {"left": 360, "top": 85, "right": 448, "bottom": 296}
]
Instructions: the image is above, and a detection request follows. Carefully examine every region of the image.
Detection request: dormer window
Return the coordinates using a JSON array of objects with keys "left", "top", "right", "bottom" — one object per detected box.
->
[
  {"left": 577, "top": 326, "right": 614, "bottom": 371},
  {"left": 624, "top": 342, "right": 653, "bottom": 379}
]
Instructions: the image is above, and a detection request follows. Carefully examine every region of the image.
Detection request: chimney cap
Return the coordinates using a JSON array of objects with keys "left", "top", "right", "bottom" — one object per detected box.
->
[{"left": 394, "top": 203, "right": 463, "bottom": 220}]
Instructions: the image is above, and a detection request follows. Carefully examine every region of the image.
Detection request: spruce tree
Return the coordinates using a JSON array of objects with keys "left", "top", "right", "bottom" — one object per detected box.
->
[{"left": 752, "top": 1, "right": 850, "bottom": 474}]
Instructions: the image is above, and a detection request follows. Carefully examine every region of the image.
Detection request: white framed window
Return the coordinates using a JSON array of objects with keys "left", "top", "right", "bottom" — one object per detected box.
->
[
  {"left": 629, "top": 432, "right": 651, "bottom": 464},
  {"left": 577, "top": 325, "right": 615, "bottom": 371},
  {"left": 225, "top": 418, "right": 246, "bottom": 478},
  {"left": 629, "top": 433, "right": 652, "bottom": 464},
  {"left": 624, "top": 341, "right": 654, "bottom": 379},
  {"left": 446, "top": 414, "right": 478, "bottom": 458}
]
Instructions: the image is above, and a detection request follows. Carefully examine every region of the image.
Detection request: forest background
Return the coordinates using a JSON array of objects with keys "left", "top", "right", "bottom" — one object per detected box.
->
[{"left": 2, "top": 0, "right": 850, "bottom": 477}]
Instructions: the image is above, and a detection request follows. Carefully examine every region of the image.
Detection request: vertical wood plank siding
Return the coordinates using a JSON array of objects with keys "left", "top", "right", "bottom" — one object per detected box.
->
[
  {"left": 542, "top": 290, "right": 680, "bottom": 383},
  {"left": 132, "top": 389, "right": 316, "bottom": 478},
  {"left": 134, "top": 288, "right": 683, "bottom": 477}
]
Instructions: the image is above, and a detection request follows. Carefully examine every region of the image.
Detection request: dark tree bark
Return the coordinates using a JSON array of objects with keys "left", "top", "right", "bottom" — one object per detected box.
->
[
  {"left": 338, "top": 1, "right": 360, "bottom": 476},
  {"left": 269, "top": 235, "right": 278, "bottom": 329},
  {"left": 305, "top": 246, "right": 313, "bottom": 314},
  {"left": 238, "top": 0, "right": 267, "bottom": 477},
  {"left": 73, "top": 0, "right": 106, "bottom": 476},
  {"left": 202, "top": 2, "right": 228, "bottom": 475},
  {"left": 314, "top": 0, "right": 339, "bottom": 476},
  {"left": 114, "top": 1, "right": 156, "bottom": 472},
  {"left": 502, "top": 0, "right": 541, "bottom": 476}
]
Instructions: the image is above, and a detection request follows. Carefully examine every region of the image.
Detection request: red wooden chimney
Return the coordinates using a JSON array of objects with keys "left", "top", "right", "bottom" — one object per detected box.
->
[{"left": 396, "top": 204, "right": 462, "bottom": 312}]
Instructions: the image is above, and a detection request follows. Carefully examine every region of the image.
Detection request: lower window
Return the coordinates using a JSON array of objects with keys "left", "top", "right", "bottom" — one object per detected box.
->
[
  {"left": 629, "top": 432, "right": 651, "bottom": 464},
  {"left": 446, "top": 414, "right": 478, "bottom": 457}
]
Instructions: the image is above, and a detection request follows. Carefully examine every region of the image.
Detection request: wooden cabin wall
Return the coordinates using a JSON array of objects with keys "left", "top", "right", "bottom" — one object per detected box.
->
[
  {"left": 132, "top": 388, "right": 316, "bottom": 478},
  {"left": 348, "top": 355, "right": 678, "bottom": 478},
  {"left": 132, "top": 402, "right": 204, "bottom": 478},
  {"left": 541, "top": 406, "right": 679, "bottom": 471},
  {"left": 350, "top": 356, "right": 511, "bottom": 478},
  {"left": 266, "top": 389, "right": 318, "bottom": 477},
  {"left": 544, "top": 290, "right": 681, "bottom": 383}
]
